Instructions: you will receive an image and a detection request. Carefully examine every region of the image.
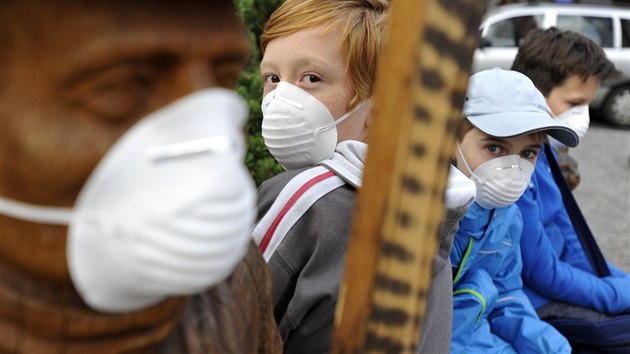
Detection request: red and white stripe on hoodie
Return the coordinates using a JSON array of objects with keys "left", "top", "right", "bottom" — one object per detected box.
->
[{"left": 252, "top": 141, "right": 366, "bottom": 262}]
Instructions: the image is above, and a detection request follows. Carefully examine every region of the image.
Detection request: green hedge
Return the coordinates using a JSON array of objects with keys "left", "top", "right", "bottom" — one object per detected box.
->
[{"left": 234, "top": 0, "right": 284, "bottom": 186}]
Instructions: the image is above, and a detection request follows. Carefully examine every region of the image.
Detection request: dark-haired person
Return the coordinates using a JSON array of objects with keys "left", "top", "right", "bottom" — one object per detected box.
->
[{"left": 512, "top": 27, "right": 630, "bottom": 351}]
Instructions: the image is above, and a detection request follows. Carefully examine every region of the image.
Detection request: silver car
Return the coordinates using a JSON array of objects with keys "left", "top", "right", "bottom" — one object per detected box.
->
[{"left": 472, "top": 3, "right": 630, "bottom": 128}]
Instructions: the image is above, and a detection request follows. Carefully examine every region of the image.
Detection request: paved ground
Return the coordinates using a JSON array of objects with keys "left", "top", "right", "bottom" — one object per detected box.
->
[{"left": 571, "top": 119, "right": 630, "bottom": 273}]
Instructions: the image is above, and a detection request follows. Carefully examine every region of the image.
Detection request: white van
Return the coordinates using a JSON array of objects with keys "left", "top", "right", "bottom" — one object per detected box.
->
[{"left": 472, "top": 3, "right": 630, "bottom": 127}]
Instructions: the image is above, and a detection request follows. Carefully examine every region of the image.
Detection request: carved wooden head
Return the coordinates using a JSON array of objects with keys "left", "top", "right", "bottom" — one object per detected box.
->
[{"left": 0, "top": 1, "right": 252, "bottom": 351}]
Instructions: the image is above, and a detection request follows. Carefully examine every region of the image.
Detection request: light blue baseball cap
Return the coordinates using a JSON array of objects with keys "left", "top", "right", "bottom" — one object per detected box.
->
[{"left": 463, "top": 68, "right": 579, "bottom": 148}]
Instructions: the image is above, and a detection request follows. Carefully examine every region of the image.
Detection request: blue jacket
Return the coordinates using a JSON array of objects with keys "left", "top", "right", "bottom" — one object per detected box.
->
[
  {"left": 450, "top": 202, "right": 571, "bottom": 354},
  {"left": 516, "top": 147, "right": 630, "bottom": 315}
]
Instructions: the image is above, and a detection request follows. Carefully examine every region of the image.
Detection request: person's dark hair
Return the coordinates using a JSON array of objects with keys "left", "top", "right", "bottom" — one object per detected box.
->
[{"left": 511, "top": 27, "right": 619, "bottom": 96}]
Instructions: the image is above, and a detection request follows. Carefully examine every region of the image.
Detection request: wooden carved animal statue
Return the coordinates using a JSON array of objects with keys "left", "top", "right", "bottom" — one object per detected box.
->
[{"left": 333, "top": 0, "right": 484, "bottom": 352}]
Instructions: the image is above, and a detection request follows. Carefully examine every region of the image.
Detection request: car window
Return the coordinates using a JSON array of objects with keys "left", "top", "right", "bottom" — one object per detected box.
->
[
  {"left": 484, "top": 15, "right": 544, "bottom": 47},
  {"left": 557, "top": 15, "right": 613, "bottom": 47},
  {"left": 622, "top": 18, "right": 630, "bottom": 48}
]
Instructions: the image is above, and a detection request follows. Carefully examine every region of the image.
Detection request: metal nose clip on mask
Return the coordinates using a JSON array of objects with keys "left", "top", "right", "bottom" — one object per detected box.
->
[
  {"left": 261, "top": 81, "right": 371, "bottom": 170},
  {"left": 0, "top": 88, "right": 257, "bottom": 312}
]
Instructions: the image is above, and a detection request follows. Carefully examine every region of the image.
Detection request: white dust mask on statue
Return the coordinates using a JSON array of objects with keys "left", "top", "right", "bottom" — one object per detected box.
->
[
  {"left": 261, "top": 81, "right": 370, "bottom": 170},
  {"left": 0, "top": 89, "right": 256, "bottom": 312},
  {"left": 549, "top": 104, "right": 590, "bottom": 149},
  {"left": 457, "top": 144, "right": 534, "bottom": 210}
]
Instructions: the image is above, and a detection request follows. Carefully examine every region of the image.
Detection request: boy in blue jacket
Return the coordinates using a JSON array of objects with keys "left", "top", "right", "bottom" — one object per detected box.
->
[
  {"left": 511, "top": 28, "right": 630, "bottom": 350},
  {"left": 450, "top": 68, "right": 577, "bottom": 353}
]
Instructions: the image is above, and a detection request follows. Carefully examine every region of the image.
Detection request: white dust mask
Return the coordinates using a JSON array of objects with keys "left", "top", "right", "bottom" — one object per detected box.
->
[
  {"left": 549, "top": 104, "right": 589, "bottom": 149},
  {"left": 0, "top": 89, "right": 256, "bottom": 312},
  {"left": 261, "top": 81, "right": 370, "bottom": 170},
  {"left": 457, "top": 144, "right": 534, "bottom": 209}
]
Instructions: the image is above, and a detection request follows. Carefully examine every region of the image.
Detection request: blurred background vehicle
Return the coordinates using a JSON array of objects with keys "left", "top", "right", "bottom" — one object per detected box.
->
[{"left": 473, "top": 2, "right": 630, "bottom": 128}]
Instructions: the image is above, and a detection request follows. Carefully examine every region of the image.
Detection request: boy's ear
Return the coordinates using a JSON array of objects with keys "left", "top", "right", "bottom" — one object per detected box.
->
[{"left": 365, "top": 100, "right": 375, "bottom": 128}]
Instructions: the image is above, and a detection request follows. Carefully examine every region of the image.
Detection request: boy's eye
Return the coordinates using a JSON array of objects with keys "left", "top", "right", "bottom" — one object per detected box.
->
[
  {"left": 303, "top": 74, "right": 321, "bottom": 83},
  {"left": 521, "top": 150, "right": 538, "bottom": 159},
  {"left": 264, "top": 74, "right": 280, "bottom": 84},
  {"left": 487, "top": 145, "right": 501, "bottom": 154}
]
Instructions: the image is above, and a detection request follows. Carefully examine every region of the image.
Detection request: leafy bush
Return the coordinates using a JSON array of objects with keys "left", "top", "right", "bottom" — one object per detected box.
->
[{"left": 234, "top": 0, "right": 284, "bottom": 186}]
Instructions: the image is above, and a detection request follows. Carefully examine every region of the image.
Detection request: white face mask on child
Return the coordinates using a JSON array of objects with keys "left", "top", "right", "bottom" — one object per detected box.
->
[
  {"left": 261, "top": 81, "right": 370, "bottom": 170},
  {"left": 549, "top": 104, "right": 590, "bottom": 149},
  {"left": 457, "top": 145, "right": 535, "bottom": 209}
]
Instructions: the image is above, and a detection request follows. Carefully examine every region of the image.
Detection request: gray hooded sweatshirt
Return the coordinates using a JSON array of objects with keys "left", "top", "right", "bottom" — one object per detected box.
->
[{"left": 254, "top": 140, "right": 468, "bottom": 353}]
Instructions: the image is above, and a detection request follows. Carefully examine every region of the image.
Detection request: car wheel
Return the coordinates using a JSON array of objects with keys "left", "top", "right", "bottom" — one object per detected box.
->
[{"left": 603, "top": 85, "right": 630, "bottom": 128}]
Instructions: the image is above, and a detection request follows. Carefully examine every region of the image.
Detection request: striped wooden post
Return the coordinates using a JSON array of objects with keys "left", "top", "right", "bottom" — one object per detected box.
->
[{"left": 332, "top": 1, "right": 484, "bottom": 352}]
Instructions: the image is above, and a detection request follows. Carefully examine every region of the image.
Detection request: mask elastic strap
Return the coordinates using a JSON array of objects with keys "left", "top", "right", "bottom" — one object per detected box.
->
[
  {"left": 0, "top": 197, "right": 73, "bottom": 225},
  {"left": 316, "top": 97, "right": 373, "bottom": 133},
  {"left": 456, "top": 143, "right": 474, "bottom": 176}
]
